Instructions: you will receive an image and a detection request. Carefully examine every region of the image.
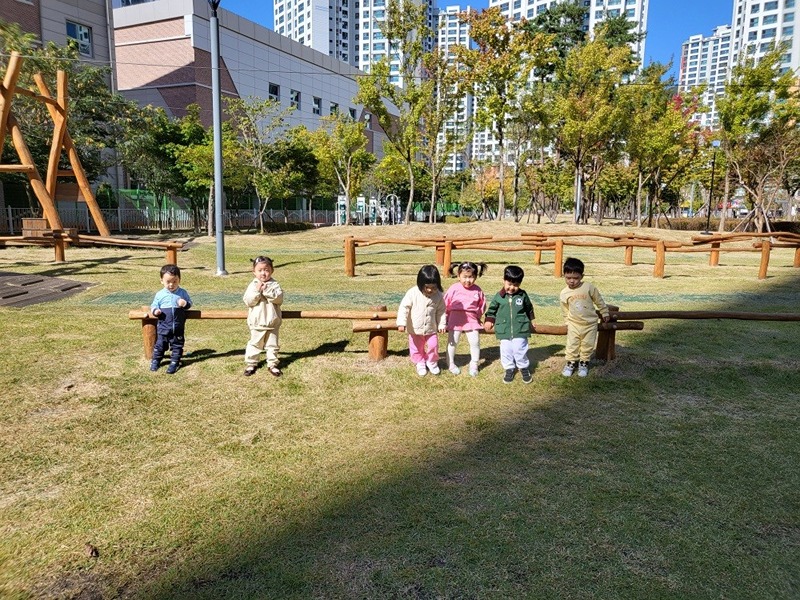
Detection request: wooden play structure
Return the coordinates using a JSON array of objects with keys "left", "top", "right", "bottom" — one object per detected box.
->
[
  {"left": 0, "top": 51, "right": 183, "bottom": 263},
  {"left": 129, "top": 305, "right": 645, "bottom": 362},
  {"left": 344, "top": 230, "right": 800, "bottom": 280},
  {"left": 130, "top": 305, "right": 800, "bottom": 364}
]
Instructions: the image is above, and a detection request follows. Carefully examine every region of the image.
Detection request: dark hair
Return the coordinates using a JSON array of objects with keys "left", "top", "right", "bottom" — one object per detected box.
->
[
  {"left": 503, "top": 265, "right": 524, "bottom": 284},
  {"left": 416, "top": 264, "right": 443, "bottom": 292},
  {"left": 563, "top": 257, "right": 585, "bottom": 275},
  {"left": 447, "top": 261, "right": 488, "bottom": 278},
  {"left": 251, "top": 256, "right": 274, "bottom": 268},
  {"left": 160, "top": 264, "right": 181, "bottom": 279}
]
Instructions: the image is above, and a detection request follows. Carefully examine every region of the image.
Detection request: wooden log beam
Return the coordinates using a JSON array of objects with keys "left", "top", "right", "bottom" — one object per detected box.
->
[
  {"left": 129, "top": 309, "right": 399, "bottom": 321},
  {"left": 0, "top": 164, "right": 35, "bottom": 172},
  {"left": 611, "top": 310, "right": 800, "bottom": 321},
  {"left": 0, "top": 51, "right": 23, "bottom": 153}
]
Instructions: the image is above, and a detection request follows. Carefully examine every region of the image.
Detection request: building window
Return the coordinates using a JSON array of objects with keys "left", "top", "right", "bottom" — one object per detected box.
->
[
  {"left": 349, "top": 108, "right": 357, "bottom": 120},
  {"left": 66, "top": 21, "right": 92, "bottom": 57},
  {"left": 290, "top": 89, "right": 301, "bottom": 109},
  {"left": 330, "top": 102, "right": 339, "bottom": 115},
  {"left": 313, "top": 96, "right": 322, "bottom": 115},
  {"left": 268, "top": 83, "right": 280, "bottom": 101}
]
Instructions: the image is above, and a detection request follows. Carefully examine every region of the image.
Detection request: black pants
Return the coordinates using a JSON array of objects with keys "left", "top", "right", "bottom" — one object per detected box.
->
[{"left": 153, "top": 330, "right": 185, "bottom": 363}]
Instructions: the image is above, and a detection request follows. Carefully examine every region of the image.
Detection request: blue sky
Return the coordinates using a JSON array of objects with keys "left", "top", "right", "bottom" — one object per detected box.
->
[{"left": 222, "top": 0, "right": 734, "bottom": 77}]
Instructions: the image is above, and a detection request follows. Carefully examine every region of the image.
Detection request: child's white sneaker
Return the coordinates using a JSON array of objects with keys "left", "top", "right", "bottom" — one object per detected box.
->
[
  {"left": 448, "top": 364, "right": 460, "bottom": 375},
  {"left": 562, "top": 361, "right": 577, "bottom": 377},
  {"left": 416, "top": 363, "right": 427, "bottom": 377},
  {"left": 577, "top": 361, "right": 589, "bottom": 377},
  {"left": 468, "top": 362, "right": 479, "bottom": 377},
  {"left": 427, "top": 361, "right": 441, "bottom": 375}
]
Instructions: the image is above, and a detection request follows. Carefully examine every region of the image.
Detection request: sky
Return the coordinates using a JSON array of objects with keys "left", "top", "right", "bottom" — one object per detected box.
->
[{"left": 221, "top": 0, "right": 735, "bottom": 78}]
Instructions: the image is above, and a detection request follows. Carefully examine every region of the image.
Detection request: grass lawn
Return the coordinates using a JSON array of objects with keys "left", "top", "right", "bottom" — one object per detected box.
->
[{"left": 0, "top": 221, "right": 798, "bottom": 599}]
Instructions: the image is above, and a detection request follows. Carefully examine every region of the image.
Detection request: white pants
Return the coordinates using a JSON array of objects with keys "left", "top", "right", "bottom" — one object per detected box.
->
[
  {"left": 447, "top": 329, "right": 481, "bottom": 367},
  {"left": 245, "top": 328, "right": 280, "bottom": 368},
  {"left": 499, "top": 337, "right": 529, "bottom": 370}
]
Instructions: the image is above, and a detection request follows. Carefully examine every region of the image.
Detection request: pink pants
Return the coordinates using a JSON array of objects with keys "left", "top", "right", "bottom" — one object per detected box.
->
[{"left": 408, "top": 333, "right": 439, "bottom": 364}]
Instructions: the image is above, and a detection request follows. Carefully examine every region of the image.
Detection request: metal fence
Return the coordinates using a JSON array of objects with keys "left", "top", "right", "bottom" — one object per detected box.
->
[{"left": 0, "top": 206, "right": 338, "bottom": 234}]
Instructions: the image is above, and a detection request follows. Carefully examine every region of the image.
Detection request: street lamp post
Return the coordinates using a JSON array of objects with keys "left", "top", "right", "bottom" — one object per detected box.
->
[
  {"left": 209, "top": 0, "right": 227, "bottom": 275},
  {"left": 704, "top": 140, "right": 721, "bottom": 234}
]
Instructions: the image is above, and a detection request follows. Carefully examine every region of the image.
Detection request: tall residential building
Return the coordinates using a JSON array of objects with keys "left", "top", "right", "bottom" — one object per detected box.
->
[
  {"left": 435, "top": 5, "right": 474, "bottom": 174},
  {"left": 489, "top": 0, "right": 649, "bottom": 64},
  {"left": 274, "top": 0, "right": 435, "bottom": 76},
  {"left": 679, "top": 25, "right": 732, "bottom": 130},
  {"left": 730, "top": 0, "right": 798, "bottom": 74}
]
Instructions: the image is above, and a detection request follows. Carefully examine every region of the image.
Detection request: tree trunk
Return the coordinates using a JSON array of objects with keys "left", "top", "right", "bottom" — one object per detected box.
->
[
  {"left": 718, "top": 166, "right": 730, "bottom": 233},
  {"left": 428, "top": 176, "right": 437, "bottom": 224},
  {"left": 404, "top": 162, "right": 415, "bottom": 225}
]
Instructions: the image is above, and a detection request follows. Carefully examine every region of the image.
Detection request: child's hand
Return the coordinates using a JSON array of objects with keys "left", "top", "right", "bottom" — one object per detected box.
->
[
  {"left": 438, "top": 327, "right": 446, "bottom": 334},
  {"left": 152, "top": 308, "right": 162, "bottom": 317},
  {"left": 531, "top": 322, "right": 537, "bottom": 333},
  {"left": 177, "top": 299, "right": 187, "bottom": 308},
  {"left": 484, "top": 321, "right": 494, "bottom": 333},
  {"left": 602, "top": 315, "right": 610, "bottom": 323},
  {"left": 397, "top": 326, "right": 405, "bottom": 333}
]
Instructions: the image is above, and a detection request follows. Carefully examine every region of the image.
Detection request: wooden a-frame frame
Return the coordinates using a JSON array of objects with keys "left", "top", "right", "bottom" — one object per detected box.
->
[{"left": 0, "top": 51, "right": 110, "bottom": 237}]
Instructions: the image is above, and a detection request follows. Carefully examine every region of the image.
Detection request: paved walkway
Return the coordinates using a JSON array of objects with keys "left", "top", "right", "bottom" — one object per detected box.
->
[{"left": 0, "top": 271, "right": 94, "bottom": 307}]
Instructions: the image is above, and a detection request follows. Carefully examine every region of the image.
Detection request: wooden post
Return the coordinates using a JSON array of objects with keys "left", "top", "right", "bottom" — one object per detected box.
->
[
  {"left": 709, "top": 242, "right": 720, "bottom": 266},
  {"left": 554, "top": 239, "right": 564, "bottom": 277},
  {"left": 54, "top": 236, "right": 66, "bottom": 262},
  {"left": 435, "top": 239, "right": 445, "bottom": 266},
  {"left": 794, "top": 247, "right": 800, "bottom": 268},
  {"left": 758, "top": 240, "right": 770, "bottom": 280},
  {"left": 595, "top": 304, "right": 618, "bottom": 361},
  {"left": 367, "top": 305, "right": 389, "bottom": 361},
  {"left": 443, "top": 240, "right": 453, "bottom": 270},
  {"left": 166, "top": 246, "right": 178, "bottom": 265},
  {"left": 141, "top": 306, "right": 157, "bottom": 359},
  {"left": 654, "top": 240, "right": 666, "bottom": 278},
  {"left": 533, "top": 249, "right": 542, "bottom": 265},
  {"left": 624, "top": 245, "right": 633, "bottom": 266},
  {"left": 344, "top": 236, "right": 356, "bottom": 277}
]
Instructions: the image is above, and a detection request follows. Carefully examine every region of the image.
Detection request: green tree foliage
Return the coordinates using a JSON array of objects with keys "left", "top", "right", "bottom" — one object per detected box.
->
[
  {"left": 716, "top": 45, "right": 800, "bottom": 231},
  {"left": 356, "top": 0, "right": 430, "bottom": 224},
  {"left": 307, "top": 114, "right": 375, "bottom": 225}
]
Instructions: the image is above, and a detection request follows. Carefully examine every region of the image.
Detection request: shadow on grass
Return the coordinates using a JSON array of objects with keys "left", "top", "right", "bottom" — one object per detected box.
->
[{"left": 68, "top": 274, "right": 800, "bottom": 598}]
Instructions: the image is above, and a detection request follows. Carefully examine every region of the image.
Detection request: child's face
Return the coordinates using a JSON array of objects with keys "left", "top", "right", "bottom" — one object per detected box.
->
[
  {"left": 564, "top": 272, "right": 583, "bottom": 290},
  {"left": 421, "top": 284, "right": 438, "bottom": 297},
  {"left": 458, "top": 269, "right": 476, "bottom": 289},
  {"left": 253, "top": 262, "right": 274, "bottom": 282},
  {"left": 503, "top": 280, "right": 520, "bottom": 295},
  {"left": 161, "top": 273, "right": 180, "bottom": 292}
]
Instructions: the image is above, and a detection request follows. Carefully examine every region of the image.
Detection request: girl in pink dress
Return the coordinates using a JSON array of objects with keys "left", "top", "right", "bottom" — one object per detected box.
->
[{"left": 444, "top": 261, "right": 488, "bottom": 376}]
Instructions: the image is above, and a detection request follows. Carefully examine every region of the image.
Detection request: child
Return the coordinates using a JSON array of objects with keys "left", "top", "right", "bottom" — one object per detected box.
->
[
  {"left": 243, "top": 256, "right": 284, "bottom": 377},
  {"left": 560, "top": 257, "right": 610, "bottom": 378},
  {"left": 484, "top": 265, "right": 535, "bottom": 384},
  {"left": 150, "top": 264, "right": 192, "bottom": 374},
  {"left": 444, "top": 261, "right": 487, "bottom": 376},
  {"left": 396, "top": 265, "right": 447, "bottom": 377}
]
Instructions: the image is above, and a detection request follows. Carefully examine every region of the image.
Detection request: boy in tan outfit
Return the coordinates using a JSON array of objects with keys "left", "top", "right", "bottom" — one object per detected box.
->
[{"left": 560, "top": 257, "right": 609, "bottom": 378}]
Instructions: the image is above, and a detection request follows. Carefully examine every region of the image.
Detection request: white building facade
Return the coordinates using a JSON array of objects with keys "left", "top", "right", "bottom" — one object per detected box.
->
[
  {"left": 730, "top": 0, "right": 799, "bottom": 73},
  {"left": 678, "top": 25, "right": 732, "bottom": 130}
]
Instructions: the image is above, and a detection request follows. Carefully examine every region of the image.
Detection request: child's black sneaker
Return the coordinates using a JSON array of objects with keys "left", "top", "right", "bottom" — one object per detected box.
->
[
  {"left": 520, "top": 368, "right": 532, "bottom": 384},
  {"left": 503, "top": 368, "right": 515, "bottom": 384},
  {"left": 150, "top": 359, "right": 160, "bottom": 372},
  {"left": 166, "top": 362, "right": 179, "bottom": 374}
]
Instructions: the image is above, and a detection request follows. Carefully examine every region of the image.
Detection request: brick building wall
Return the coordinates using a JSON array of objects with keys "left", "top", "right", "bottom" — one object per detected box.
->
[{"left": 0, "top": 0, "right": 42, "bottom": 40}]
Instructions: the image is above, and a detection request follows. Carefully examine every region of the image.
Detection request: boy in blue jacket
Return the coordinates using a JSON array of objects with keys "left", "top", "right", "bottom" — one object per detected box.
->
[
  {"left": 484, "top": 265, "right": 535, "bottom": 384},
  {"left": 150, "top": 264, "right": 192, "bottom": 374}
]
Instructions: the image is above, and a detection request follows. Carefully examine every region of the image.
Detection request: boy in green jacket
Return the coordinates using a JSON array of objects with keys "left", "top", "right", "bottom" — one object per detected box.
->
[{"left": 484, "top": 265, "right": 535, "bottom": 384}]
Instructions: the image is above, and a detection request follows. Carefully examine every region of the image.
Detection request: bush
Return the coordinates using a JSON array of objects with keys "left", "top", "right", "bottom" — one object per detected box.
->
[
  {"left": 771, "top": 221, "right": 800, "bottom": 234},
  {"left": 444, "top": 215, "right": 475, "bottom": 224}
]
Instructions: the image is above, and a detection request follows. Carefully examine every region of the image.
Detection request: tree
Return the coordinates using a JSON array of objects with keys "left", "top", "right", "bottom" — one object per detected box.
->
[
  {"left": 224, "top": 96, "right": 294, "bottom": 233},
  {"left": 717, "top": 46, "right": 800, "bottom": 232},
  {"left": 356, "top": 0, "right": 431, "bottom": 225},
  {"left": 552, "top": 35, "right": 633, "bottom": 223},
  {"left": 455, "top": 8, "right": 553, "bottom": 220},
  {"left": 308, "top": 114, "right": 375, "bottom": 225},
  {"left": 117, "top": 106, "right": 185, "bottom": 233}
]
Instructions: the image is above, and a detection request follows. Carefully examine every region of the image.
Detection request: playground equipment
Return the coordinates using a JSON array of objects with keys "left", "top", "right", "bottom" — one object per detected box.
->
[
  {"left": 343, "top": 230, "right": 800, "bottom": 279},
  {"left": 0, "top": 52, "right": 184, "bottom": 263}
]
